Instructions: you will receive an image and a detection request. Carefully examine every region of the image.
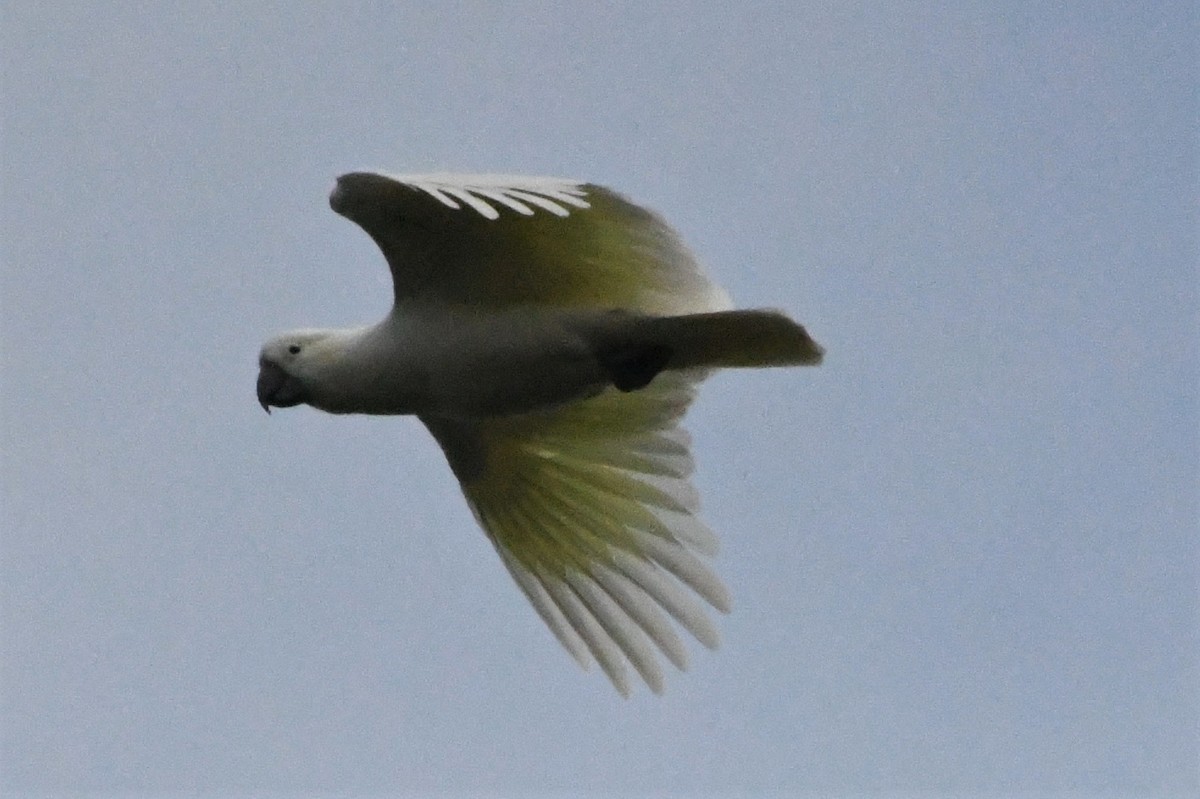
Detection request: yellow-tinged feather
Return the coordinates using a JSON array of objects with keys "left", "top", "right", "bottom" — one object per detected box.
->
[{"left": 452, "top": 369, "right": 731, "bottom": 694}]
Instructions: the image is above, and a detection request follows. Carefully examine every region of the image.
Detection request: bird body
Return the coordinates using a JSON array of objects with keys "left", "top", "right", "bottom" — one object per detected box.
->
[
  {"left": 260, "top": 306, "right": 608, "bottom": 417},
  {"left": 261, "top": 304, "right": 819, "bottom": 418},
  {"left": 257, "top": 172, "right": 822, "bottom": 695}
]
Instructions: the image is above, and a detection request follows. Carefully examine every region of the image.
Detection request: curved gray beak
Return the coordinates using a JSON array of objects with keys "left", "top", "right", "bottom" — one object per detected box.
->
[{"left": 257, "top": 361, "right": 305, "bottom": 413}]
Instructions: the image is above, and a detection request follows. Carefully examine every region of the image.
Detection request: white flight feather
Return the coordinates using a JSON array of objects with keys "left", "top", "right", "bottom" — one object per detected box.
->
[
  {"left": 520, "top": 482, "right": 698, "bottom": 671},
  {"left": 608, "top": 549, "right": 722, "bottom": 650},
  {"left": 467, "top": 424, "right": 725, "bottom": 692},
  {"left": 391, "top": 173, "right": 591, "bottom": 220},
  {"left": 493, "top": 544, "right": 593, "bottom": 670},
  {"left": 624, "top": 526, "right": 731, "bottom": 613},
  {"left": 538, "top": 566, "right": 633, "bottom": 697},
  {"left": 566, "top": 570, "right": 666, "bottom": 694},
  {"left": 649, "top": 507, "right": 720, "bottom": 557},
  {"left": 590, "top": 562, "right": 690, "bottom": 671}
]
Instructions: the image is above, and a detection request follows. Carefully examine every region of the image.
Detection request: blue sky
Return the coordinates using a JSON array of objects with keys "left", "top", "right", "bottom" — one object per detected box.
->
[{"left": 3, "top": 3, "right": 1196, "bottom": 795}]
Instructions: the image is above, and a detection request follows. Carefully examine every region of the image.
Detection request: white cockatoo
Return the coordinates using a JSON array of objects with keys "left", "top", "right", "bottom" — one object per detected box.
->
[{"left": 257, "top": 172, "right": 822, "bottom": 696}]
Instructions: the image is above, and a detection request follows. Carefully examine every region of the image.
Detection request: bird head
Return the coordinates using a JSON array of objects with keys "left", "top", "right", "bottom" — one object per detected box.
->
[{"left": 255, "top": 330, "right": 331, "bottom": 412}]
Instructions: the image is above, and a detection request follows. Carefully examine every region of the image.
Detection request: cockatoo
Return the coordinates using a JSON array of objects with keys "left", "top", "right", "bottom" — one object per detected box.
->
[{"left": 257, "top": 172, "right": 822, "bottom": 696}]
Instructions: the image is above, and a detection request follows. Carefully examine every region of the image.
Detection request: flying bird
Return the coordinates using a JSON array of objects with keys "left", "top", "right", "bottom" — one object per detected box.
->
[{"left": 257, "top": 172, "right": 823, "bottom": 696}]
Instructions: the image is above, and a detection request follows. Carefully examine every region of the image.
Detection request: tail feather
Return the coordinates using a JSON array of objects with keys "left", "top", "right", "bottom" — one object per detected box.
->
[
  {"left": 645, "top": 309, "right": 823, "bottom": 370},
  {"left": 592, "top": 309, "right": 822, "bottom": 392}
]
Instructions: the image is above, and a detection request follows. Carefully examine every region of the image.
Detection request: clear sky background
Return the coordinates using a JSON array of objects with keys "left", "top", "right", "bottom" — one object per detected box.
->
[{"left": 3, "top": 3, "right": 1195, "bottom": 796}]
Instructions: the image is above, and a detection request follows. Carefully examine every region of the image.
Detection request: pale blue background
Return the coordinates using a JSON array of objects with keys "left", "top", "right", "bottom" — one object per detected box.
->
[{"left": 3, "top": 3, "right": 1196, "bottom": 795}]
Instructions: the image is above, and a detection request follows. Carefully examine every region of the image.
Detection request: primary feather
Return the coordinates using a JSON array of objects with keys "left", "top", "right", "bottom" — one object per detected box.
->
[{"left": 258, "top": 172, "right": 822, "bottom": 696}]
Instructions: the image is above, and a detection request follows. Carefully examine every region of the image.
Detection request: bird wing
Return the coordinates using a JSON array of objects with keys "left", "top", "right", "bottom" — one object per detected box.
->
[
  {"left": 423, "top": 370, "right": 729, "bottom": 697},
  {"left": 328, "top": 171, "right": 730, "bottom": 313},
  {"left": 336, "top": 171, "right": 737, "bottom": 694}
]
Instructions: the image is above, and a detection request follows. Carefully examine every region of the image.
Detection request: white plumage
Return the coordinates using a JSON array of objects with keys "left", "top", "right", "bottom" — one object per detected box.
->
[{"left": 257, "top": 172, "right": 822, "bottom": 695}]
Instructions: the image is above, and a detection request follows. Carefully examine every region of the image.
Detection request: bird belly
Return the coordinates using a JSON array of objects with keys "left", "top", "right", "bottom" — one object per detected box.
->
[{"left": 374, "top": 308, "right": 611, "bottom": 419}]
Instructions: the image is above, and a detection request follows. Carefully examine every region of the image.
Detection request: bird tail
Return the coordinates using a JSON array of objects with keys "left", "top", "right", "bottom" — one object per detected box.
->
[{"left": 593, "top": 309, "right": 823, "bottom": 392}]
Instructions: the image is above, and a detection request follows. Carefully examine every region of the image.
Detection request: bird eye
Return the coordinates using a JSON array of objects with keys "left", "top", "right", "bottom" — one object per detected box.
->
[{"left": 288, "top": 344, "right": 301, "bottom": 355}]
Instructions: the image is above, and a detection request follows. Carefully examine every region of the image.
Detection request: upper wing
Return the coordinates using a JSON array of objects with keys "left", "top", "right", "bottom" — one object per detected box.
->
[
  {"left": 423, "top": 370, "right": 729, "bottom": 697},
  {"left": 328, "top": 172, "right": 730, "bottom": 313}
]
